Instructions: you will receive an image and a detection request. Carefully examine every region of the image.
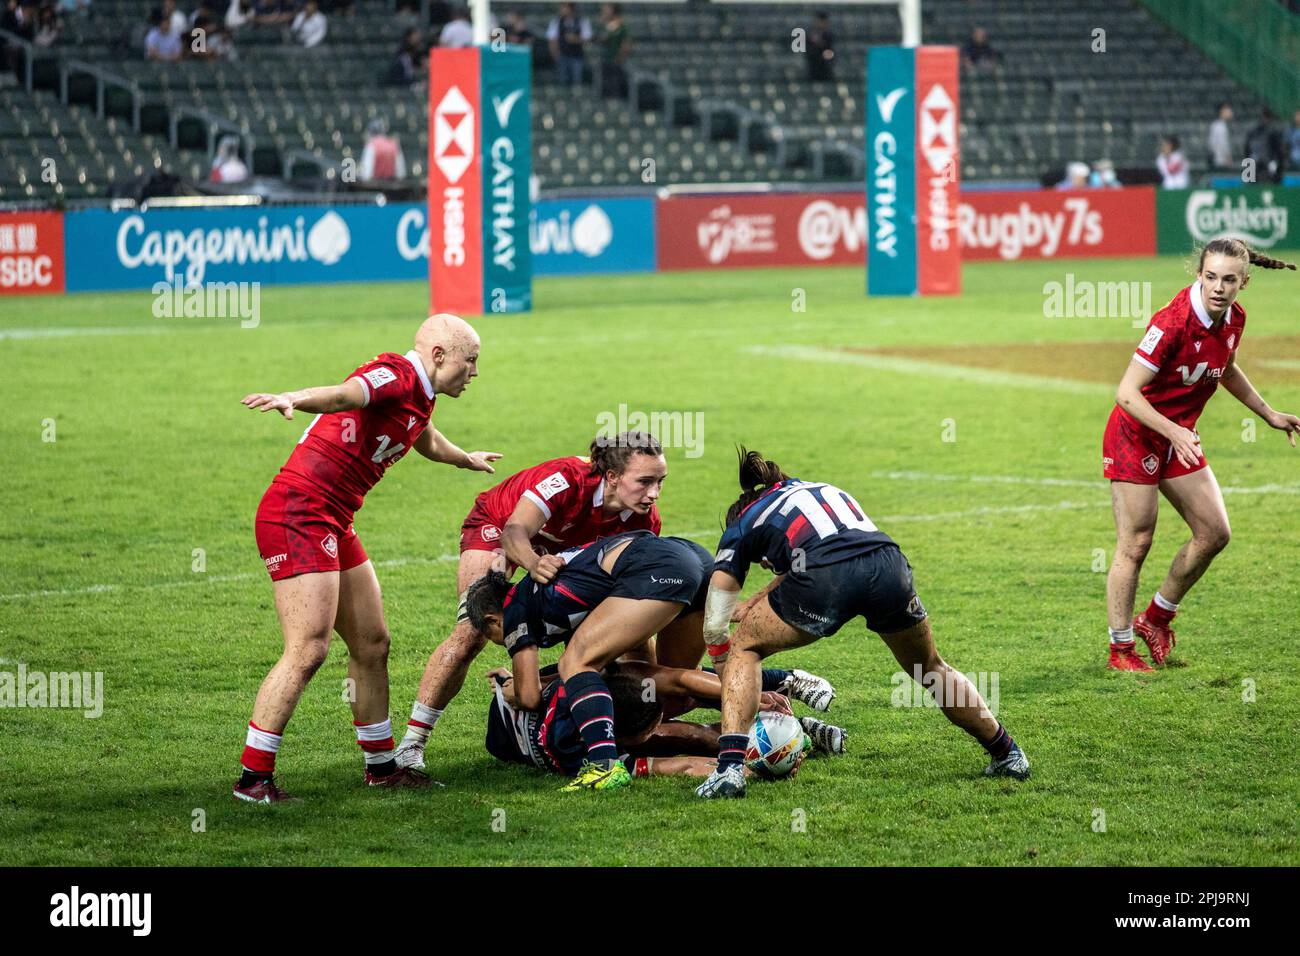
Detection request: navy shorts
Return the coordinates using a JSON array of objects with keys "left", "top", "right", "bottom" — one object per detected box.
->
[
  {"left": 767, "top": 545, "right": 927, "bottom": 638},
  {"left": 608, "top": 535, "right": 709, "bottom": 609}
]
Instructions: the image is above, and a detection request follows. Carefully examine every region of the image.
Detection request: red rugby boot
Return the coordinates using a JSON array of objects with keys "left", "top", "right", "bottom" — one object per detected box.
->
[
  {"left": 233, "top": 776, "right": 298, "bottom": 804},
  {"left": 364, "top": 766, "right": 432, "bottom": 789},
  {"left": 1107, "top": 644, "right": 1154, "bottom": 672},
  {"left": 1133, "top": 611, "right": 1175, "bottom": 666}
]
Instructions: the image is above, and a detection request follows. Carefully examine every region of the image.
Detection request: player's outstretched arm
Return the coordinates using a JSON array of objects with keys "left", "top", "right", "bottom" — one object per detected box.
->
[
  {"left": 240, "top": 380, "right": 367, "bottom": 420},
  {"left": 1116, "top": 360, "right": 1203, "bottom": 467},
  {"left": 413, "top": 427, "right": 503, "bottom": 471},
  {"left": 509, "top": 645, "right": 542, "bottom": 711},
  {"left": 1222, "top": 358, "right": 1300, "bottom": 447}
]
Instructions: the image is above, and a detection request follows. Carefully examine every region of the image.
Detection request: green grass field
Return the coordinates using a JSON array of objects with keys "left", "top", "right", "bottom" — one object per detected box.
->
[{"left": 2, "top": 256, "right": 1297, "bottom": 866}]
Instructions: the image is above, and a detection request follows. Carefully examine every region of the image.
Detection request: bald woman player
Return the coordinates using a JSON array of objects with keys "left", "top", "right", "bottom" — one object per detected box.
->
[{"left": 233, "top": 314, "right": 501, "bottom": 802}]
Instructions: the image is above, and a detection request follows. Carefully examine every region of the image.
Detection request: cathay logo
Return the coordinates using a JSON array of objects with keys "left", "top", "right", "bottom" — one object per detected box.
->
[
  {"left": 876, "top": 87, "right": 907, "bottom": 123},
  {"left": 433, "top": 86, "right": 475, "bottom": 184},
  {"left": 493, "top": 88, "right": 525, "bottom": 127}
]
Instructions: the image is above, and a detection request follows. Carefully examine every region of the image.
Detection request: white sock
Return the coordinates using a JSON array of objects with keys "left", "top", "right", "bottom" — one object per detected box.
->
[
  {"left": 355, "top": 718, "right": 395, "bottom": 767},
  {"left": 1153, "top": 592, "right": 1179, "bottom": 613},
  {"left": 1109, "top": 626, "right": 1135, "bottom": 647},
  {"left": 399, "top": 702, "right": 443, "bottom": 747}
]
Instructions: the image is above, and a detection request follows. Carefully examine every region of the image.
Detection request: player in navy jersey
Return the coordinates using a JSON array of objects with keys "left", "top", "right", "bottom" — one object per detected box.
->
[
  {"left": 695, "top": 449, "right": 1030, "bottom": 799},
  {"left": 462, "top": 528, "right": 838, "bottom": 792},
  {"left": 1103, "top": 239, "right": 1299, "bottom": 671},
  {"left": 232, "top": 314, "right": 501, "bottom": 803}
]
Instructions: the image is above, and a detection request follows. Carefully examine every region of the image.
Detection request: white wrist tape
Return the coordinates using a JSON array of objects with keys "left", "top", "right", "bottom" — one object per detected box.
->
[{"left": 703, "top": 587, "right": 738, "bottom": 666}]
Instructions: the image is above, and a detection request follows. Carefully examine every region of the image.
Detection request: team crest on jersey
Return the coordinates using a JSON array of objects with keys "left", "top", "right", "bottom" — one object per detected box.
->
[
  {"left": 1138, "top": 326, "right": 1164, "bottom": 355},
  {"left": 536, "top": 472, "right": 570, "bottom": 500},
  {"left": 1193, "top": 341, "right": 1202, "bottom": 353},
  {"left": 1142, "top": 455, "right": 1159, "bottom": 476},
  {"left": 480, "top": 525, "right": 501, "bottom": 542},
  {"left": 321, "top": 533, "right": 339, "bottom": 558},
  {"left": 363, "top": 367, "right": 397, "bottom": 391}
]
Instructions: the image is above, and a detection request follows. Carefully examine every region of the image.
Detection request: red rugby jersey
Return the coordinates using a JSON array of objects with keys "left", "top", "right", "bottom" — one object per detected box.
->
[
  {"left": 472, "top": 455, "right": 661, "bottom": 550},
  {"left": 274, "top": 350, "right": 436, "bottom": 516},
  {"left": 1126, "top": 282, "right": 1245, "bottom": 430}
]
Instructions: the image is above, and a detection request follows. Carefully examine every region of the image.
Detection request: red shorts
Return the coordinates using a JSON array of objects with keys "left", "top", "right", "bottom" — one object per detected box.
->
[
  {"left": 1102, "top": 407, "right": 1207, "bottom": 485},
  {"left": 255, "top": 482, "right": 368, "bottom": 581},
  {"left": 459, "top": 502, "right": 507, "bottom": 555}
]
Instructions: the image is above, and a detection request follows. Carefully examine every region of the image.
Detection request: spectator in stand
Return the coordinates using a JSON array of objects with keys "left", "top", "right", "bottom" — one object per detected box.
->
[
  {"left": 1056, "top": 160, "right": 1090, "bottom": 189},
  {"left": 1156, "top": 135, "right": 1189, "bottom": 189},
  {"left": 1088, "top": 158, "right": 1120, "bottom": 188},
  {"left": 290, "top": 0, "right": 327, "bottom": 47},
  {"left": 160, "top": 0, "right": 188, "bottom": 35},
  {"left": 2, "top": 0, "right": 35, "bottom": 41},
  {"left": 503, "top": 8, "right": 534, "bottom": 46},
  {"left": 598, "top": 3, "right": 630, "bottom": 97},
  {"left": 385, "top": 26, "right": 423, "bottom": 86},
  {"left": 210, "top": 135, "right": 248, "bottom": 183},
  {"left": 145, "top": 9, "right": 183, "bottom": 61},
  {"left": 225, "top": 0, "right": 252, "bottom": 31},
  {"left": 1289, "top": 109, "right": 1300, "bottom": 170},
  {"left": 438, "top": 4, "right": 472, "bottom": 47},
  {"left": 191, "top": 7, "right": 236, "bottom": 59},
  {"left": 547, "top": 2, "right": 591, "bottom": 87},
  {"left": 806, "top": 10, "right": 834, "bottom": 82},
  {"left": 33, "top": 4, "right": 61, "bottom": 47},
  {"left": 359, "top": 118, "right": 407, "bottom": 181},
  {"left": 1245, "top": 108, "right": 1287, "bottom": 183},
  {"left": 961, "top": 25, "right": 1001, "bottom": 69},
  {"left": 1207, "top": 101, "right": 1234, "bottom": 170}
]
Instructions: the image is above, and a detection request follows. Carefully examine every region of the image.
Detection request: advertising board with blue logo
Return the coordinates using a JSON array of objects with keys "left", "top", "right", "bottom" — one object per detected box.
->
[{"left": 62, "top": 197, "right": 655, "bottom": 293}]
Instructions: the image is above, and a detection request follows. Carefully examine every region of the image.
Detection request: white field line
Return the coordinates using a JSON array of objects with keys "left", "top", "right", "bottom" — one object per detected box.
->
[
  {"left": 1258, "top": 359, "right": 1300, "bottom": 370},
  {"left": 743, "top": 344, "right": 1114, "bottom": 396},
  {"left": 869, "top": 469, "right": 1300, "bottom": 496},
  {"left": 0, "top": 327, "right": 166, "bottom": 341}
]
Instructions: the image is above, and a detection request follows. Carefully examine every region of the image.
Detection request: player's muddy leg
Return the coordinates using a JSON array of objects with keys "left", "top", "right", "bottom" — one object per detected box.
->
[
  {"left": 558, "top": 597, "right": 684, "bottom": 774},
  {"left": 414, "top": 550, "right": 504, "bottom": 709},
  {"left": 880, "top": 618, "right": 998, "bottom": 743},
  {"left": 655, "top": 610, "right": 705, "bottom": 670},
  {"left": 1158, "top": 467, "right": 1231, "bottom": 604},
  {"left": 1106, "top": 481, "right": 1159, "bottom": 629},
  {"left": 250, "top": 571, "right": 338, "bottom": 733},
  {"left": 335, "top": 560, "right": 391, "bottom": 725},
  {"left": 335, "top": 560, "right": 404, "bottom": 778},
  {"left": 396, "top": 550, "right": 504, "bottom": 768},
  {"left": 719, "top": 598, "right": 818, "bottom": 738}
]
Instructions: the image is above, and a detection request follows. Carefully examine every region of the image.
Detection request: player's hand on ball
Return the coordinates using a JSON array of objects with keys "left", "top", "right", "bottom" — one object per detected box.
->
[
  {"left": 486, "top": 667, "right": 512, "bottom": 689},
  {"left": 242, "top": 392, "right": 295, "bottom": 420},
  {"left": 464, "top": 451, "right": 503, "bottom": 473},
  {"left": 1168, "top": 425, "right": 1203, "bottom": 468},
  {"left": 759, "top": 691, "right": 792, "bottom": 716},
  {"left": 1268, "top": 411, "right": 1300, "bottom": 447},
  {"left": 530, "top": 554, "right": 565, "bottom": 584}
]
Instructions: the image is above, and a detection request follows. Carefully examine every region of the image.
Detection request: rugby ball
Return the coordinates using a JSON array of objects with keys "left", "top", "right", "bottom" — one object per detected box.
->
[{"left": 745, "top": 711, "right": 808, "bottom": 780}]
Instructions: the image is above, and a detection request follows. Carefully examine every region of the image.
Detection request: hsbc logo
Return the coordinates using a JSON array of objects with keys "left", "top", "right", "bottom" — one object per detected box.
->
[
  {"left": 434, "top": 86, "right": 474, "bottom": 184},
  {"left": 434, "top": 86, "right": 475, "bottom": 268},
  {"left": 919, "top": 83, "right": 957, "bottom": 251}
]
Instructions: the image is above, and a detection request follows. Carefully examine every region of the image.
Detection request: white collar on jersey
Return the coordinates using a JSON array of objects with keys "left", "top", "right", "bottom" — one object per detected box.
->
[
  {"left": 403, "top": 349, "right": 435, "bottom": 399},
  {"left": 1190, "top": 281, "right": 1228, "bottom": 329},
  {"left": 591, "top": 479, "right": 632, "bottom": 520}
]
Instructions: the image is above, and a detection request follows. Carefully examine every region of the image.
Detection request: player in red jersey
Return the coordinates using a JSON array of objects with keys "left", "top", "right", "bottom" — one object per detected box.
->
[
  {"left": 394, "top": 432, "right": 667, "bottom": 772},
  {"left": 1103, "top": 239, "right": 1298, "bottom": 672},
  {"left": 233, "top": 314, "right": 502, "bottom": 803}
]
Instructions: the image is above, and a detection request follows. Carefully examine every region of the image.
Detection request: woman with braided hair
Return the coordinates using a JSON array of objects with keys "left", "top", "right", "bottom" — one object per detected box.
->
[{"left": 1103, "top": 239, "right": 1300, "bottom": 671}]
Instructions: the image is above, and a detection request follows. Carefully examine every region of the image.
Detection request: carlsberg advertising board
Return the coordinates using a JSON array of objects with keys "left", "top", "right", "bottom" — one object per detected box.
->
[{"left": 1157, "top": 187, "right": 1298, "bottom": 254}]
